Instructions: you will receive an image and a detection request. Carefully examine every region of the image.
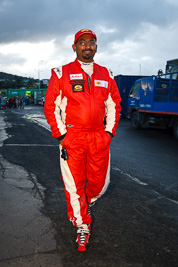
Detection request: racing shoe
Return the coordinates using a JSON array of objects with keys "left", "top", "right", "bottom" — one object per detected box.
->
[{"left": 76, "top": 224, "right": 90, "bottom": 252}]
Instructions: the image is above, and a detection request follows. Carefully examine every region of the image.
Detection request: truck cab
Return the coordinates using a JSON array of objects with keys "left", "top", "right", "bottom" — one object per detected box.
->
[
  {"left": 127, "top": 73, "right": 178, "bottom": 138},
  {"left": 127, "top": 79, "right": 141, "bottom": 116}
]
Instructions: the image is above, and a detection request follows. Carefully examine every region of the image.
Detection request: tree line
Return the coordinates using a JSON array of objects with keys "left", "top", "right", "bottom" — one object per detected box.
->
[{"left": 0, "top": 72, "right": 38, "bottom": 89}]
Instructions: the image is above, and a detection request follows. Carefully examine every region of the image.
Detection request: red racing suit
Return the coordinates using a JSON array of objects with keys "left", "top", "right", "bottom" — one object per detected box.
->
[{"left": 44, "top": 59, "right": 121, "bottom": 227}]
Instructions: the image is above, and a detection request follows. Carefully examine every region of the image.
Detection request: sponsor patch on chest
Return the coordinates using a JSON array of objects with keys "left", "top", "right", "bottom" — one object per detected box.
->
[
  {"left": 69, "top": 79, "right": 85, "bottom": 93},
  {"left": 70, "top": 73, "right": 83, "bottom": 80},
  {"left": 94, "top": 80, "right": 108, "bottom": 88},
  {"left": 72, "top": 84, "right": 84, "bottom": 92}
]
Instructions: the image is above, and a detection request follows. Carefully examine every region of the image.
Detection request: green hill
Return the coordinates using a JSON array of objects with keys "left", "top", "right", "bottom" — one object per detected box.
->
[{"left": 0, "top": 71, "right": 27, "bottom": 81}]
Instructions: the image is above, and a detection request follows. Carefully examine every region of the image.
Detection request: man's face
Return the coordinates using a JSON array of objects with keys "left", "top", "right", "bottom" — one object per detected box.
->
[{"left": 72, "top": 34, "right": 97, "bottom": 63}]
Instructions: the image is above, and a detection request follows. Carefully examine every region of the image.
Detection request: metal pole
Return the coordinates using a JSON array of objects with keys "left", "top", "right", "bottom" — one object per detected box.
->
[{"left": 38, "top": 60, "right": 44, "bottom": 89}]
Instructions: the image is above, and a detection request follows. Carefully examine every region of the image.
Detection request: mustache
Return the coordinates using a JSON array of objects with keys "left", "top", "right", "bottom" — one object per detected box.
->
[{"left": 82, "top": 49, "right": 93, "bottom": 52}]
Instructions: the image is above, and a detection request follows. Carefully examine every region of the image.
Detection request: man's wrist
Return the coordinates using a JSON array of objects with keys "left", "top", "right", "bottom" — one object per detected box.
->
[
  {"left": 106, "top": 131, "right": 113, "bottom": 140},
  {"left": 57, "top": 134, "right": 66, "bottom": 145}
]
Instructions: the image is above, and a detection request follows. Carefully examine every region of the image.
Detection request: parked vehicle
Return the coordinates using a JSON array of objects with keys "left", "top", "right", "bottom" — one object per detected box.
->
[
  {"left": 127, "top": 72, "right": 178, "bottom": 138},
  {"left": 114, "top": 75, "right": 147, "bottom": 117},
  {"left": 1, "top": 97, "right": 7, "bottom": 109}
]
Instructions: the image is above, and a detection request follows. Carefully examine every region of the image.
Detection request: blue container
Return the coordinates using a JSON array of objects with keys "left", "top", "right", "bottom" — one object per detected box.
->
[{"left": 114, "top": 75, "right": 145, "bottom": 116}]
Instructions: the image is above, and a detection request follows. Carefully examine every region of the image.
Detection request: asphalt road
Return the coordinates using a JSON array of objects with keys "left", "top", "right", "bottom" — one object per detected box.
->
[{"left": 0, "top": 106, "right": 178, "bottom": 267}]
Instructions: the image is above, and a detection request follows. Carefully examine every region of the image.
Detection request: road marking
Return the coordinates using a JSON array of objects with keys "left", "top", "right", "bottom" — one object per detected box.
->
[
  {"left": 111, "top": 165, "right": 148, "bottom": 186},
  {"left": 32, "top": 118, "right": 51, "bottom": 131},
  {"left": 150, "top": 190, "right": 178, "bottom": 205},
  {"left": 112, "top": 165, "right": 178, "bottom": 206}
]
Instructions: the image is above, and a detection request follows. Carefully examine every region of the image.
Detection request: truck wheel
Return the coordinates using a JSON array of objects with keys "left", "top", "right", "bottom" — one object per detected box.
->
[
  {"left": 173, "top": 118, "right": 178, "bottom": 139},
  {"left": 131, "top": 111, "right": 141, "bottom": 130}
]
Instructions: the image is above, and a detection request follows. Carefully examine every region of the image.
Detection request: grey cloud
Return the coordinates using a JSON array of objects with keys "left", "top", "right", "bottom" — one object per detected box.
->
[
  {"left": 0, "top": 0, "right": 177, "bottom": 44},
  {"left": 0, "top": 53, "right": 26, "bottom": 66},
  {"left": 0, "top": 0, "right": 178, "bottom": 78}
]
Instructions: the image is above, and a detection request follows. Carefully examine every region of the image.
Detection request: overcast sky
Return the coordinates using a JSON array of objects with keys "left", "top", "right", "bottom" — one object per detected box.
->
[{"left": 0, "top": 0, "right": 178, "bottom": 79}]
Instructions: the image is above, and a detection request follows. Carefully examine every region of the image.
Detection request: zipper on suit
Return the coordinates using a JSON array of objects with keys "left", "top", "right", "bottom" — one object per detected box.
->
[
  {"left": 82, "top": 68, "right": 91, "bottom": 94},
  {"left": 87, "top": 74, "right": 91, "bottom": 94}
]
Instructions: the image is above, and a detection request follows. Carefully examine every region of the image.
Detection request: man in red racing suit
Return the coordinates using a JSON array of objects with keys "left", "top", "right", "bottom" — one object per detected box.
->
[{"left": 44, "top": 29, "right": 121, "bottom": 252}]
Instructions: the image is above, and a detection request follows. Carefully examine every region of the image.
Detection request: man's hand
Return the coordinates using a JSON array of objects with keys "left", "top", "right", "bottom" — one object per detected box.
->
[
  {"left": 59, "top": 138, "right": 64, "bottom": 146},
  {"left": 107, "top": 132, "right": 113, "bottom": 140},
  {"left": 58, "top": 134, "right": 66, "bottom": 146}
]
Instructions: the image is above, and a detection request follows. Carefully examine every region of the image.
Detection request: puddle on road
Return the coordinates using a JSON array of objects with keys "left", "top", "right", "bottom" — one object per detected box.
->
[
  {"left": 0, "top": 112, "right": 9, "bottom": 147},
  {"left": 0, "top": 154, "right": 45, "bottom": 200},
  {"left": 0, "top": 113, "right": 45, "bottom": 200}
]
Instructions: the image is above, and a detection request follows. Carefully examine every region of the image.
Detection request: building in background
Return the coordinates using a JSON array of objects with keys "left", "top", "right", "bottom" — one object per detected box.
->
[{"left": 166, "top": 58, "right": 178, "bottom": 73}]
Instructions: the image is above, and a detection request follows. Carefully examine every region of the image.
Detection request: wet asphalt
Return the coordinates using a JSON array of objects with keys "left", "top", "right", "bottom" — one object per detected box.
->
[{"left": 0, "top": 106, "right": 178, "bottom": 267}]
